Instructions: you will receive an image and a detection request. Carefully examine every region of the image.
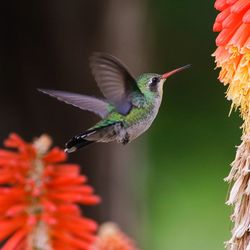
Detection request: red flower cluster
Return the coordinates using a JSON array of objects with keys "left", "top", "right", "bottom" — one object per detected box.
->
[
  {"left": 213, "top": 0, "right": 250, "bottom": 131},
  {"left": 0, "top": 133, "right": 100, "bottom": 250},
  {"left": 213, "top": 0, "right": 250, "bottom": 47}
]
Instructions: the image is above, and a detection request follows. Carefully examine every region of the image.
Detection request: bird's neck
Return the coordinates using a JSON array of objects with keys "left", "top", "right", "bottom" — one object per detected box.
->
[{"left": 144, "top": 91, "right": 162, "bottom": 107}]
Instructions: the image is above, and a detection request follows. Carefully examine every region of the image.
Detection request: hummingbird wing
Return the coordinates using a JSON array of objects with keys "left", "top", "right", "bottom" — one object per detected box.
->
[
  {"left": 38, "top": 89, "right": 109, "bottom": 118},
  {"left": 89, "top": 52, "right": 143, "bottom": 115}
]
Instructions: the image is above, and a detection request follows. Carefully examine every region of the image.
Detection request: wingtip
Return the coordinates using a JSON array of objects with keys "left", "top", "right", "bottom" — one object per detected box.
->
[
  {"left": 89, "top": 52, "right": 118, "bottom": 62},
  {"left": 37, "top": 88, "right": 58, "bottom": 97},
  {"left": 89, "top": 52, "right": 101, "bottom": 61},
  {"left": 37, "top": 88, "right": 48, "bottom": 94}
]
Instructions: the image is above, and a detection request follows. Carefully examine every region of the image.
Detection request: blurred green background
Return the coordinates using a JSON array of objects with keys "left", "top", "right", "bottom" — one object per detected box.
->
[{"left": 1, "top": 0, "right": 243, "bottom": 249}]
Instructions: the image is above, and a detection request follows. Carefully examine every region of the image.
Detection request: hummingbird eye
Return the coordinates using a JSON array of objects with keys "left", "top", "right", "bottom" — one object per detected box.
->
[
  {"left": 149, "top": 76, "right": 160, "bottom": 91},
  {"left": 151, "top": 77, "right": 159, "bottom": 85}
]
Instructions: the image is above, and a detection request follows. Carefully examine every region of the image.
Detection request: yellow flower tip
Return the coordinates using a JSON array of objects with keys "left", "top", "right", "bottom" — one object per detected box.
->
[
  {"left": 99, "top": 222, "right": 119, "bottom": 236},
  {"left": 33, "top": 134, "right": 52, "bottom": 155},
  {"left": 228, "top": 46, "right": 240, "bottom": 57},
  {"left": 92, "top": 222, "right": 138, "bottom": 250}
]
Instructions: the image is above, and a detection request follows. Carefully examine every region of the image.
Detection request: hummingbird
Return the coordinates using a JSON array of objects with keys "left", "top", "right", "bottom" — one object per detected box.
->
[{"left": 39, "top": 53, "right": 190, "bottom": 153}]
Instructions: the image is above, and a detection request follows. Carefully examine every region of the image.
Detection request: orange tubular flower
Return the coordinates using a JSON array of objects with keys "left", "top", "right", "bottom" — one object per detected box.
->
[
  {"left": 91, "top": 223, "right": 137, "bottom": 250},
  {"left": 213, "top": 0, "right": 250, "bottom": 131},
  {"left": 0, "top": 133, "right": 100, "bottom": 250}
]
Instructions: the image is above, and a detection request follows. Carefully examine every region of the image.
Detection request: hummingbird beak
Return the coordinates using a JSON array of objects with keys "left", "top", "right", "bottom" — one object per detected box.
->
[{"left": 161, "top": 64, "right": 191, "bottom": 79}]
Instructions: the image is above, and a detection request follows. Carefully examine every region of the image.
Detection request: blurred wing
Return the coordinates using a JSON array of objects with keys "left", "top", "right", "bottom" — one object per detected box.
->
[
  {"left": 89, "top": 52, "right": 141, "bottom": 115},
  {"left": 38, "top": 89, "right": 109, "bottom": 118}
]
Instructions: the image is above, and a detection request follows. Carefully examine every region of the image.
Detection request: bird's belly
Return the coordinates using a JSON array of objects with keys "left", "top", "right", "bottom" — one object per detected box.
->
[
  {"left": 126, "top": 121, "right": 152, "bottom": 141},
  {"left": 125, "top": 109, "right": 159, "bottom": 142},
  {"left": 115, "top": 99, "right": 162, "bottom": 144}
]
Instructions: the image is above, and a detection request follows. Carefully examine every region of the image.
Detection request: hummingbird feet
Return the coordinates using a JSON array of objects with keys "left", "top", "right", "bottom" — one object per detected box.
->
[{"left": 122, "top": 133, "right": 130, "bottom": 145}]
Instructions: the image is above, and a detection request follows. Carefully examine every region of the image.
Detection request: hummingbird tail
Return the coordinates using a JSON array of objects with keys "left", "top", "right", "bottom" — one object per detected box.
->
[
  {"left": 65, "top": 122, "right": 121, "bottom": 153},
  {"left": 65, "top": 130, "right": 97, "bottom": 153}
]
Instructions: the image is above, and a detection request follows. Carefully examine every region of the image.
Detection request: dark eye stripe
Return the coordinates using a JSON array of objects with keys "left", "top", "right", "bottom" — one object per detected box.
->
[
  {"left": 150, "top": 77, "right": 159, "bottom": 85},
  {"left": 149, "top": 77, "right": 160, "bottom": 92}
]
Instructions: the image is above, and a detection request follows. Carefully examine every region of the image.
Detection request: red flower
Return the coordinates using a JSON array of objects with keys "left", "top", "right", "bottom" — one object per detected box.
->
[
  {"left": 213, "top": 0, "right": 250, "bottom": 131},
  {"left": 91, "top": 223, "right": 137, "bottom": 250},
  {"left": 0, "top": 133, "right": 100, "bottom": 250}
]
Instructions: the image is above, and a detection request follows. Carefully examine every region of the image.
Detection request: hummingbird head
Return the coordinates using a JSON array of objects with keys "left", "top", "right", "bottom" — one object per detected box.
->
[{"left": 137, "top": 64, "right": 191, "bottom": 97}]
